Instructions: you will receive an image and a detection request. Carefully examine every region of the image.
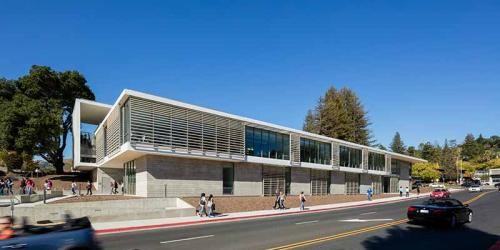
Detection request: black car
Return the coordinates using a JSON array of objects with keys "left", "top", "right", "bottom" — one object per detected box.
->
[{"left": 407, "top": 198, "right": 472, "bottom": 227}]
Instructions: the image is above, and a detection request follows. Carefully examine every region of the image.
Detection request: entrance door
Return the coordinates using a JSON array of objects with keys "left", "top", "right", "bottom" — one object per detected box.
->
[
  {"left": 383, "top": 177, "right": 390, "bottom": 193},
  {"left": 311, "top": 170, "right": 330, "bottom": 195}
]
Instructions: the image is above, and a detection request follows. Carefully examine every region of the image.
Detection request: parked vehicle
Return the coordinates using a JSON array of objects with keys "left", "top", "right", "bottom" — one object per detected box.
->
[
  {"left": 468, "top": 185, "right": 482, "bottom": 192},
  {"left": 430, "top": 188, "right": 450, "bottom": 198},
  {"left": 407, "top": 198, "right": 472, "bottom": 227},
  {"left": 0, "top": 216, "right": 100, "bottom": 250}
]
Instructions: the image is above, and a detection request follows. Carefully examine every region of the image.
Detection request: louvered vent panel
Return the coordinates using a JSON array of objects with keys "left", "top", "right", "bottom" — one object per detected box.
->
[
  {"left": 290, "top": 134, "right": 301, "bottom": 165},
  {"left": 128, "top": 97, "right": 245, "bottom": 159},
  {"left": 106, "top": 108, "right": 121, "bottom": 157},
  {"left": 95, "top": 129, "right": 104, "bottom": 163},
  {"left": 332, "top": 142, "right": 340, "bottom": 167}
]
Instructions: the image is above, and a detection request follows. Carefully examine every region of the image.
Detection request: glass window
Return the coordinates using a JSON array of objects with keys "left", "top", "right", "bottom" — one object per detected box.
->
[
  {"left": 253, "top": 128, "right": 262, "bottom": 157},
  {"left": 282, "top": 135, "right": 289, "bottom": 160},
  {"left": 245, "top": 127, "right": 254, "bottom": 156},
  {"left": 261, "top": 130, "right": 269, "bottom": 158},
  {"left": 245, "top": 126, "right": 290, "bottom": 160},
  {"left": 276, "top": 133, "right": 283, "bottom": 159},
  {"left": 300, "top": 138, "right": 332, "bottom": 165},
  {"left": 269, "top": 132, "right": 277, "bottom": 159},
  {"left": 339, "top": 146, "right": 362, "bottom": 168}
]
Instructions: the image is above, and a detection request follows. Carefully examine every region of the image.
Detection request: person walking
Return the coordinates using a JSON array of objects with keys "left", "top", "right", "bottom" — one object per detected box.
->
[
  {"left": 367, "top": 186, "right": 373, "bottom": 201},
  {"left": 273, "top": 189, "right": 280, "bottom": 209},
  {"left": 299, "top": 191, "right": 306, "bottom": 211},
  {"left": 279, "top": 191, "right": 286, "bottom": 210},
  {"left": 110, "top": 181, "right": 115, "bottom": 194},
  {"left": 43, "top": 180, "right": 49, "bottom": 191},
  {"left": 416, "top": 185, "right": 420, "bottom": 196},
  {"left": 71, "top": 180, "right": 77, "bottom": 195},
  {"left": 198, "top": 193, "right": 208, "bottom": 217},
  {"left": 114, "top": 180, "right": 119, "bottom": 194},
  {"left": 405, "top": 187, "right": 410, "bottom": 197},
  {"left": 207, "top": 194, "right": 215, "bottom": 217},
  {"left": 20, "top": 177, "right": 26, "bottom": 194},
  {"left": 0, "top": 178, "right": 5, "bottom": 196},
  {"left": 399, "top": 186, "right": 403, "bottom": 197},
  {"left": 5, "top": 178, "right": 13, "bottom": 196},
  {"left": 86, "top": 180, "right": 93, "bottom": 196},
  {"left": 26, "top": 178, "right": 33, "bottom": 195}
]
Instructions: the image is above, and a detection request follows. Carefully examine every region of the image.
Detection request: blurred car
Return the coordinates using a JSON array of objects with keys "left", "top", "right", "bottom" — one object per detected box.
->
[
  {"left": 430, "top": 188, "right": 450, "bottom": 198},
  {"left": 429, "top": 183, "right": 445, "bottom": 188},
  {"left": 0, "top": 216, "right": 100, "bottom": 250},
  {"left": 407, "top": 198, "right": 472, "bottom": 227},
  {"left": 468, "top": 185, "right": 482, "bottom": 192},
  {"left": 412, "top": 180, "right": 423, "bottom": 189}
]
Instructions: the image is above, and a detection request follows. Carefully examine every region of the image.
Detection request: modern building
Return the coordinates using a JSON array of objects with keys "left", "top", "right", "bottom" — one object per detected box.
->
[
  {"left": 489, "top": 168, "right": 500, "bottom": 185},
  {"left": 72, "top": 89, "right": 426, "bottom": 197}
]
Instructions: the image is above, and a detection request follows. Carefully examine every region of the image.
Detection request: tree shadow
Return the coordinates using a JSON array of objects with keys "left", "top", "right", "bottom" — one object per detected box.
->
[{"left": 362, "top": 223, "right": 499, "bottom": 250}]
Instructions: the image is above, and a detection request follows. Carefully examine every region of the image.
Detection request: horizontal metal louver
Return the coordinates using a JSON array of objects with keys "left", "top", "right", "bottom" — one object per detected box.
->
[
  {"left": 95, "top": 129, "right": 104, "bottom": 163},
  {"left": 129, "top": 97, "right": 245, "bottom": 160},
  {"left": 106, "top": 108, "right": 121, "bottom": 157},
  {"left": 291, "top": 134, "right": 301, "bottom": 165},
  {"left": 332, "top": 142, "right": 340, "bottom": 167}
]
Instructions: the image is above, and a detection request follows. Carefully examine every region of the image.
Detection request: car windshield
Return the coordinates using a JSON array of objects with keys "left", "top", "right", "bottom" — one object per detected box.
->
[
  {"left": 422, "top": 199, "right": 462, "bottom": 207},
  {"left": 471, "top": 185, "right": 480, "bottom": 187},
  {"left": 434, "top": 189, "right": 445, "bottom": 192}
]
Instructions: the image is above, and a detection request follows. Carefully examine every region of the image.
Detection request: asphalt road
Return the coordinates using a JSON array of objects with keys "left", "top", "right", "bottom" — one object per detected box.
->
[{"left": 98, "top": 191, "right": 500, "bottom": 250}]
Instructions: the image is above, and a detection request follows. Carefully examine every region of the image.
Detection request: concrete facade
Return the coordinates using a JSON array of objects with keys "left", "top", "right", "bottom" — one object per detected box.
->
[
  {"left": 290, "top": 167, "right": 311, "bottom": 195},
  {"left": 330, "top": 170, "right": 346, "bottom": 194},
  {"left": 144, "top": 155, "right": 226, "bottom": 197},
  {"left": 234, "top": 162, "right": 263, "bottom": 196},
  {"left": 359, "top": 173, "right": 371, "bottom": 194},
  {"left": 398, "top": 165, "right": 411, "bottom": 190}
]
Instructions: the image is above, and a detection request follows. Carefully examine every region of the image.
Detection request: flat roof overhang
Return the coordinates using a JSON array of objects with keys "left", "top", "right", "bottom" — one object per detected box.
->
[{"left": 72, "top": 99, "right": 112, "bottom": 171}]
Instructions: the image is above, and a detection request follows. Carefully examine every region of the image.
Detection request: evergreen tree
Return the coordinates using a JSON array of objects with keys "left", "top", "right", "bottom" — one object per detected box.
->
[
  {"left": 440, "top": 139, "right": 458, "bottom": 181},
  {"left": 303, "top": 86, "right": 371, "bottom": 145},
  {"left": 421, "top": 142, "right": 442, "bottom": 163},
  {"left": 340, "top": 88, "right": 371, "bottom": 145},
  {"left": 390, "top": 132, "right": 406, "bottom": 154},
  {"left": 302, "top": 109, "right": 318, "bottom": 134},
  {"left": 407, "top": 146, "right": 416, "bottom": 157},
  {"left": 461, "top": 134, "right": 480, "bottom": 161}
]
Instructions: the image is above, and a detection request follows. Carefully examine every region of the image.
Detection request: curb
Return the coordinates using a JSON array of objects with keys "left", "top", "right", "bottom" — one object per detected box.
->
[{"left": 95, "top": 193, "right": 441, "bottom": 235}]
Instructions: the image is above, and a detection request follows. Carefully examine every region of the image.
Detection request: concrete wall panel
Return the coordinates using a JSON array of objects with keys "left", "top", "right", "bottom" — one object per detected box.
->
[
  {"left": 234, "top": 162, "right": 262, "bottom": 196},
  {"left": 331, "top": 170, "right": 345, "bottom": 194},
  {"left": 291, "top": 167, "right": 311, "bottom": 195}
]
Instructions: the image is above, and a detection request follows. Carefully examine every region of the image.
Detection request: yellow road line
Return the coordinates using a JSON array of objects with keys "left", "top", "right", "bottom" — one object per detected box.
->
[{"left": 268, "top": 191, "right": 493, "bottom": 250}]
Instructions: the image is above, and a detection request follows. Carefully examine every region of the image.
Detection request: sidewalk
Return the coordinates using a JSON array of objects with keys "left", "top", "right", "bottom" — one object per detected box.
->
[{"left": 93, "top": 188, "right": 462, "bottom": 235}]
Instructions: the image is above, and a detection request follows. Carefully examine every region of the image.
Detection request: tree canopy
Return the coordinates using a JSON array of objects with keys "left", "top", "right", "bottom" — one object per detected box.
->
[
  {"left": 0, "top": 65, "right": 95, "bottom": 173},
  {"left": 389, "top": 132, "right": 406, "bottom": 154},
  {"left": 411, "top": 162, "right": 441, "bottom": 182},
  {"left": 303, "top": 87, "right": 371, "bottom": 145}
]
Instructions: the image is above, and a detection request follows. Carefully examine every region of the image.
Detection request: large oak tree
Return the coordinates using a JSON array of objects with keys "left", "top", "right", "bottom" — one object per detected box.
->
[{"left": 0, "top": 65, "right": 95, "bottom": 173}]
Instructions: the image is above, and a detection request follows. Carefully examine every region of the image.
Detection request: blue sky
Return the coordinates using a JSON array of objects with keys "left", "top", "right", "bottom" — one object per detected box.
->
[{"left": 1, "top": 1, "right": 499, "bottom": 158}]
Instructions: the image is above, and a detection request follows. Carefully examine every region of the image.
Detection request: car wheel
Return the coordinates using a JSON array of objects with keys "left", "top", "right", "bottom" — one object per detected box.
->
[
  {"left": 467, "top": 212, "right": 473, "bottom": 223},
  {"left": 450, "top": 215, "right": 457, "bottom": 228}
]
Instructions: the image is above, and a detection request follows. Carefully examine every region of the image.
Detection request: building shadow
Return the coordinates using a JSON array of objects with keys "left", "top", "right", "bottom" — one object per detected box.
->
[{"left": 362, "top": 223, "right": 499, "bottom": 250}]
